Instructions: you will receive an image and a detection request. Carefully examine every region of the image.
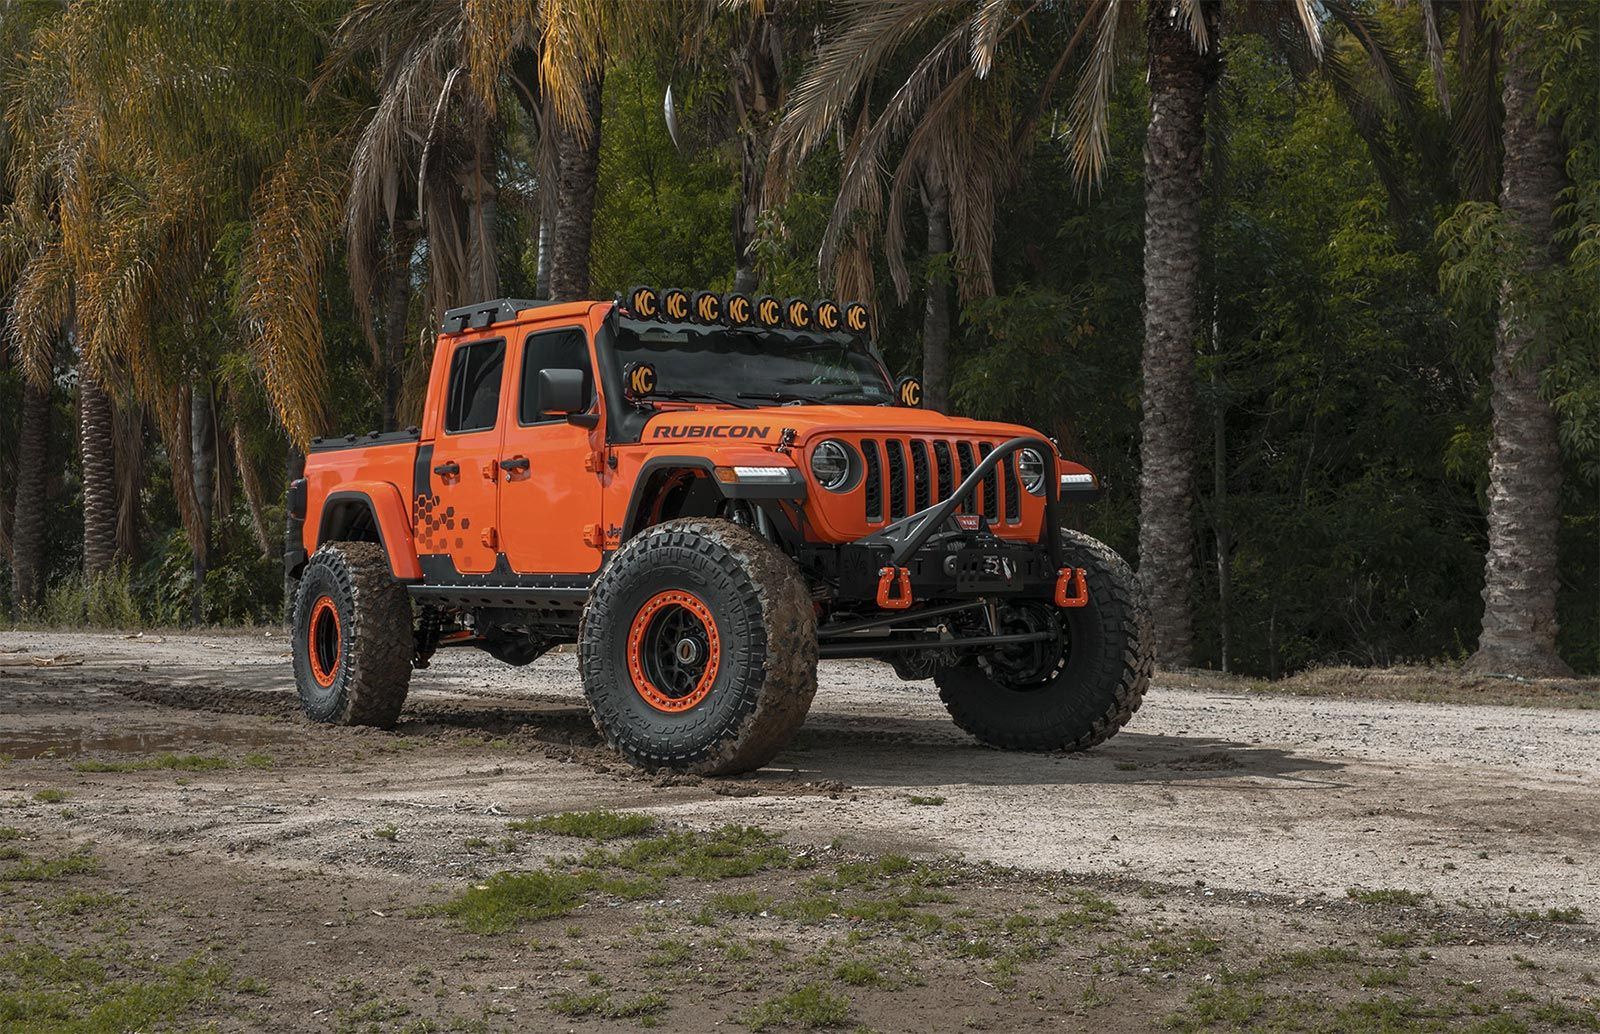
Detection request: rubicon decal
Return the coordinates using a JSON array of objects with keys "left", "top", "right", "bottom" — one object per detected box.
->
[{"left": 651, "top": 425, "right": 773, "bottom": 440}]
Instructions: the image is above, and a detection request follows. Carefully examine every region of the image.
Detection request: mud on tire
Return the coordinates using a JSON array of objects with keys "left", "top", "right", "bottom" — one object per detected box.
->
[
  {"left": 291, "top": 541, "right": 414, "bottom": 727},
  {"left": 936, "top": 528, "right": 1151, "bottom": 751},
  {"left": 578, "top": 518, "right": 817, "bottom": 775}
]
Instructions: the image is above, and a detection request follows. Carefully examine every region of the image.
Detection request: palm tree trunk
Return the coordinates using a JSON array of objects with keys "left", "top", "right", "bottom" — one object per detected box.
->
[
  {"left": 78, "top": 365, "right": 116, "bottom": 579},
  {"left": 10, "top": 378, "right": 50, "bottom": 611},
  {"left": 113, "top": 400, "right": 144, "bottom": 563},
  {"left": 1136, "top": 2, "right": 1216, "bottom": 668},
  {"left": 466, "top": 123, "right": 498, "bottom": 301},
  {"left": 232, "top": 422, "right": 273, "bottom": 559},
  {"left": 1468, "top": 29, "right": 1570, "bottom": 677},
  {"left": 189, "top": 379, "right": 215, "bottom": 625},
  {"left": 381, "top": 227, "right": 414, "bottom": 431},
  {"left": 283, "top": 444, "right": 304, "bottom": 625},
  {"left": 549, "top": 69, "right": 604, "bottom": 302},
  {"left": 920, "top": 175, "right": 951, "bottom": 412}
]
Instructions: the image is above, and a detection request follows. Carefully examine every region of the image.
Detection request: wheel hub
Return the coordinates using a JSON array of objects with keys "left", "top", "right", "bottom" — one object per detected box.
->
[
  {"left": 626, "top": 590, "right": 722, "bottom": 713},
  {"left": 980, "top": 602, "right": 1068, "bottom": 688}
]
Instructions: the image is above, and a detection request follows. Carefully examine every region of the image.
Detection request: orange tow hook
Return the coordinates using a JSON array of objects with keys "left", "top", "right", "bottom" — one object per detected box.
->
[
  {"left": 876, "top": 567, "right": 913, "bottom": 610},
  {"left": 1054, "top": 567, "right": 1090, "bottom": 608}
]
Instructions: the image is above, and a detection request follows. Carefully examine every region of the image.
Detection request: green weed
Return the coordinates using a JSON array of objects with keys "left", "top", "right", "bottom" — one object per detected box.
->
[{"left": 508, "top": 810, "right": 655, "bottom": 841}]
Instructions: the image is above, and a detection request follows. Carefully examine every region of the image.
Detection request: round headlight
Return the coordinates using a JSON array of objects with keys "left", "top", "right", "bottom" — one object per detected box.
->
[
  {"left": 810, "top": 439, "right": 854, "bottom": 491},
  {"left": 1018, "top": 448, "right": 1048, "bottom": 495}
]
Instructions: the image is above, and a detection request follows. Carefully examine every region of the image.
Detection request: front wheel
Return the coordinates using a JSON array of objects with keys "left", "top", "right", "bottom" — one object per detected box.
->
[
  {"left": 578, "top": 519, "right": 817, "bottom": 775},
  {"left": 936, "top": 528, "right": 1151, "bottom": 751}
]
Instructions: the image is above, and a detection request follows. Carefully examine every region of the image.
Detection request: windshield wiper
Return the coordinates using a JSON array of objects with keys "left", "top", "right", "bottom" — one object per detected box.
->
[
  {"left": 737, "top": 391, "right": 827, "bottom": 405},
  {"left": 819, "top": 392, "right": 892, "bottom": 406},
  {"left": 640, "top": 389, "right": 754, "bottom": 409}
]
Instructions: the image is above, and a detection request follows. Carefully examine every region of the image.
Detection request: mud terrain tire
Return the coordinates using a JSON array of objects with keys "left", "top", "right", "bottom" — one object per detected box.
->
[
  {"left": 291, "top": 541, "right": 413, "bottom": 727},
  {"left": 936, "top": 528, "right": 1150, "bottom": 751},
  {"left": 578, "top": 518, "right": 817, "bottom": 775}
]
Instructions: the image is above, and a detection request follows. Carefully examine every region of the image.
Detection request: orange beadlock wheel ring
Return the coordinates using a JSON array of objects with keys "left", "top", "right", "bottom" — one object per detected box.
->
[
  {"left": 626, "top": 590, "right": 722, "bottom": 713},
  {"left": 307, "top": 595, "right": 342, "bottom": 688}
]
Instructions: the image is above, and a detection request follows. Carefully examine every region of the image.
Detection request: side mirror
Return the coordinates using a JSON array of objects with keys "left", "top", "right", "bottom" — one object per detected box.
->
[{"left": 539, "top": 368, "right": 587, "bottom": 417}]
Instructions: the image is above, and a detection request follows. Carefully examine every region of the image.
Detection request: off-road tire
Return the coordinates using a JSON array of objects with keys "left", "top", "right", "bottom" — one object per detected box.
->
[
  {"left": 291, "top": 541, "right": 414, "bottom": 727},
  {"left": 578, "top": 518, "right": 817, "bottom": 775},
  {"left": 936, "top": 528, "right": 1150, "bottom": 751}
]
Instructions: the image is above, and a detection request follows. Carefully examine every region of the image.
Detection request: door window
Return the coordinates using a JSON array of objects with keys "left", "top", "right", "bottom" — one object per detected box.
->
[
  {"left": 444, "top": 339, "right": 506, "bottom": 433},
  {"left": 519, "top": 328, "right": 594, "bottom": 424}
]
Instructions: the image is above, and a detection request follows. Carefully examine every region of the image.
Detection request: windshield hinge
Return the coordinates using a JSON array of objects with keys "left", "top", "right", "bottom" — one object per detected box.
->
[{"left": 775, "top": 427, "right": 796, "bottom": 454}]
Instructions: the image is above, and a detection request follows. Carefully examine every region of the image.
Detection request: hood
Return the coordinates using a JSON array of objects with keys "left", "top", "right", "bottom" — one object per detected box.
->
[{"left": 638, "top": 404, "right": 1046, "bottom": 449}]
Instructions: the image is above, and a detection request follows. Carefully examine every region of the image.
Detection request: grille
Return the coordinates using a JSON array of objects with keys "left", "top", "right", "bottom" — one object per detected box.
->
[{"left": 855, "top": 436, "right": 1025, "bottom": 528}]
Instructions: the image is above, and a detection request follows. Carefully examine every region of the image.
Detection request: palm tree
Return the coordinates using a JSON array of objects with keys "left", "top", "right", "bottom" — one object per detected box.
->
[
  {"left": 1444, "top": 9, "right": 1569, "bottom": 676},
  {"left": 775, "top": 0, "right": 1413, "bottom": 666}
]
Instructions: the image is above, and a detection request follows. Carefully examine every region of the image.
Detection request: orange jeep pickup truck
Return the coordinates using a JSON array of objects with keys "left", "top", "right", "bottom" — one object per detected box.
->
[{"left": 286, "top": 289, "right": 1151, "bottom": 774}]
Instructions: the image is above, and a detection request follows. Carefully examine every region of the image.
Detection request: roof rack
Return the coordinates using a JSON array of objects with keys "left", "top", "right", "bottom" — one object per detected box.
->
[{"left": 440, "top": 298, "right": 556, "bottom": 335}]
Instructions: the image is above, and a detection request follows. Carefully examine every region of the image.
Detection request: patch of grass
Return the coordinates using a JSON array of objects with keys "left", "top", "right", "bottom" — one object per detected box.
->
[
  {"left": 31, "top": 789, "right": 68, "bottom": 804},
  {"left": 372, "top": 823, "right": 399, "bottom": 841},
  {"left": 436, "top": 869, "right": 659, "bottom": 934},
  {"left": 0, "top": 946, "right": 229, "bottom": 1033},
  {"left": 551, "top": 989, "right": 668, "bottom": 1021},
  {"left": 1509, "top": 906, "right": 1584, "bottom": 923},
  {"left": 1377, "top": 931, "right": 1415, "bottom": 949},
  {"left": 742, "top": 983, "right": 851, "bottom": 1031},
  {"left": 1347, "top": 887, "right": 1429, "bottom": 907},
  {"left": 833, "top": 960, "right": 884, "bottom": 987},
  {"left": 643, "top": 938, "right": 692, "bottom": 968},
  {"left": 706, "top": 891, "right": 769, "bottom": 917},
  {"left": 0, "top": 827, "right": 22, "bottom": 841},
  {"left": 593, "top": 825, "right": 798, "bottom": 881},
  {"left": 3, "top": 850, "right": 97, "bottom": 883},
  {"left": 45, "top": 891, "right": 119, "bottom": 916},
  {"left": 1528, "top": 1001, "right": 1600, "bottom": 1031},
  {"left": 509, "top": 810, "right": 655, "bottom": 841},
  {"left": 242, "top": 753, "right": 274, "bottom": 769},
  {"left": 906, "top": 795, "right": 946, "bottom": 806}
]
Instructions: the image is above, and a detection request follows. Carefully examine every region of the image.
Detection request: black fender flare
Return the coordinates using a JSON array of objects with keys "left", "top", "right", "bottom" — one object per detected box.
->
[{"left": 620, "top": 456, "right": 806, "bottom": 541}]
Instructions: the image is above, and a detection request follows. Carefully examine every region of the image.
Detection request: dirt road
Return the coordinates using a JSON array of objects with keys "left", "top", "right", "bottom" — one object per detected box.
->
[{"left": 2, "top": 629, "right": 1598, "bottom": 1031}]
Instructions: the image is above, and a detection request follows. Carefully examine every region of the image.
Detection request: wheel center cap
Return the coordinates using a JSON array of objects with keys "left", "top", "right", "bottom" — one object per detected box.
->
[{"left": 674, "top": 637, "right": 702, "bottom": 666}]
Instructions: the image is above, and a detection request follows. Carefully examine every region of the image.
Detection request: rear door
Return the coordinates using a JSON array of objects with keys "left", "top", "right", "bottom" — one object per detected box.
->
[
  {"left": 420, "top": 336, "right": 508, "bottom": 574},
  {"left": 498, "top": 324, "right": 604, "bottom": 575}
]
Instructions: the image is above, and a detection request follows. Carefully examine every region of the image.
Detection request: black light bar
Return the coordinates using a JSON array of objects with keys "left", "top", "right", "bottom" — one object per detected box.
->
[{"left": 622, "top": 285, "right": 870, "bottom": 335}]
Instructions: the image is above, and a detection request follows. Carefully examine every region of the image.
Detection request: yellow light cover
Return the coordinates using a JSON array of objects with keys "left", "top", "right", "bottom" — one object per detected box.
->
[
  {"left": 815, "top": 300, "right": 841, "bottom": 331},
  {"left": 784, "top": 297, "right": 812, "bottom": 329},
  {"left": 662, "top": 288, "right": 690, "bottom": 321},
  {"left": 844, "top": 301, "right": 870, "bottom": 333},
  {"left": 628, "top": 285, "right": 659, "bottom": 319},
  {"left": 692, "top": 290, "right": 721, "bottom": 323},
  {"left": 726, "top": 293, "right": 753, "bottom": 325},
  {"left": 755, "top": 295, "right": 782, "bottom": 327}
]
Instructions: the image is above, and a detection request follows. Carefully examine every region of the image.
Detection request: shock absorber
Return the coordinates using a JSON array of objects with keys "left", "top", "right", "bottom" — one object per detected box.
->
[{"left": 414, "top": 606, "right": 442, "bottom": 669}]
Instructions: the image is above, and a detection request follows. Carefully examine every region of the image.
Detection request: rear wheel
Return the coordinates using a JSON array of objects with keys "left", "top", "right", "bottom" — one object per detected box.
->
[
  {"left": 578, "top": 518, "right": 817, "bottom": 774},
  {"left": 291, "top": 541, "right": 413, "bottom": 727},
  {"left": 936, "top": 528, "right": 1150, "bottom": 751}
]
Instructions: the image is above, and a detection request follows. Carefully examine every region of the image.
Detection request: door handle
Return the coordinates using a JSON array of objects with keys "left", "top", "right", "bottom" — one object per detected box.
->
[
  {"left": 500, "top": 455, "right": 530, "bottom": 481},
  {"left": 432, "top": 460, "right": 459, "bottom": 478}
]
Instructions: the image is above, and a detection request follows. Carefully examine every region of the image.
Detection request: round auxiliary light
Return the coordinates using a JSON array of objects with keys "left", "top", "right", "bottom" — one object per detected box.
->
[
  {"left": 627, "top": 285, "right": 659, "bottom": 319},
  {"left": 810, "top": 439, "right": 855, "bottom": 492},
  {"left": 725, "top": 293, "right": 754, "bottom": 326},
  {"left": 784, "top": 297, "right": 812, "bottom": 330},
  {"left": 1018, "top": 447, "right": 1048, "bottom": 495},
  {"left": 662, "top": 287, "right": 690, "bottom": 322},
  {"left": 755, "top": 295, "right": 783, "bottom": 328},
  {"left": 814, "top": 299, "right": 841, "bottom": 332},
  {"left": 843, "top": 301, "right": 871, "bottom": 334},
  {"left": 691, "top": 290, "right": 721, "bottom": 324}
]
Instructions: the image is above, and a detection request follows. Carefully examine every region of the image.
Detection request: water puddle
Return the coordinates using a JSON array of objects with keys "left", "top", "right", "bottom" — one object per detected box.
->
[{"left": 0, "top": 725, "right": 285, "bottom": 760}]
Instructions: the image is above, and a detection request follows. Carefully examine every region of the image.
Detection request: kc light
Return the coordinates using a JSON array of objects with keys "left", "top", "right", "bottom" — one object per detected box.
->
[
  {"left": 810, "top": 439, "right": 855, "bottom": 491},
  {"left": 1018, "top": 448, "right": 1048, "bottom": 495}
]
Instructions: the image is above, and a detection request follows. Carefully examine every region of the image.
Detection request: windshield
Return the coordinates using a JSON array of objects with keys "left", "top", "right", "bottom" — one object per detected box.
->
[{"left": 612, "top": 321, "right": 894, "bottom": 406}]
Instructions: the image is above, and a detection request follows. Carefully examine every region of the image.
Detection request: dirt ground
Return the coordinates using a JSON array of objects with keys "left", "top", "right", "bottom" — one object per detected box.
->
[{"left": 2, "top": 629, "right": 1598, "bottom": 1032}]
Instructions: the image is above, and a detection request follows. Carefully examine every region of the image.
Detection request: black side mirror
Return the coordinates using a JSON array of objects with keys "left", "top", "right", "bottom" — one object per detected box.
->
[{"left": 539, "top": 368, "right": 587, "bottom": 416}]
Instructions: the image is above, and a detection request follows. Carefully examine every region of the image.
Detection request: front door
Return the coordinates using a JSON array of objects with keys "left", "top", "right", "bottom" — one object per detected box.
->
[
  {"left": 422, "top": 336, "right": 508, "bottom": 575},
  {"left": 498, "top": 325, "right": 604, "bottom": 575}
]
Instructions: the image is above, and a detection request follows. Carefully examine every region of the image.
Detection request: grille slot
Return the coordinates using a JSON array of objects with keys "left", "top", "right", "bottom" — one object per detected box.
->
[
  {"left": 885, "top": 439, "right": 908, "bottom": 520},
  {"left": 955, "top": 442, "right": 976, "bottom": 513},
  {"left": 1003, "top": 454, "right": 1022, "bottom": 523},
  {"left": 910, "top": 440, "right": 931, "bottom": 511},
  {"left": 933, "top": 441, "right": 954, "bottom": 500},
  {"left": 862, "top": 439, "right": 882, "bottom": 523},
  {"left": 978, "top": 442, "right": 999, "bottom": 520}
]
